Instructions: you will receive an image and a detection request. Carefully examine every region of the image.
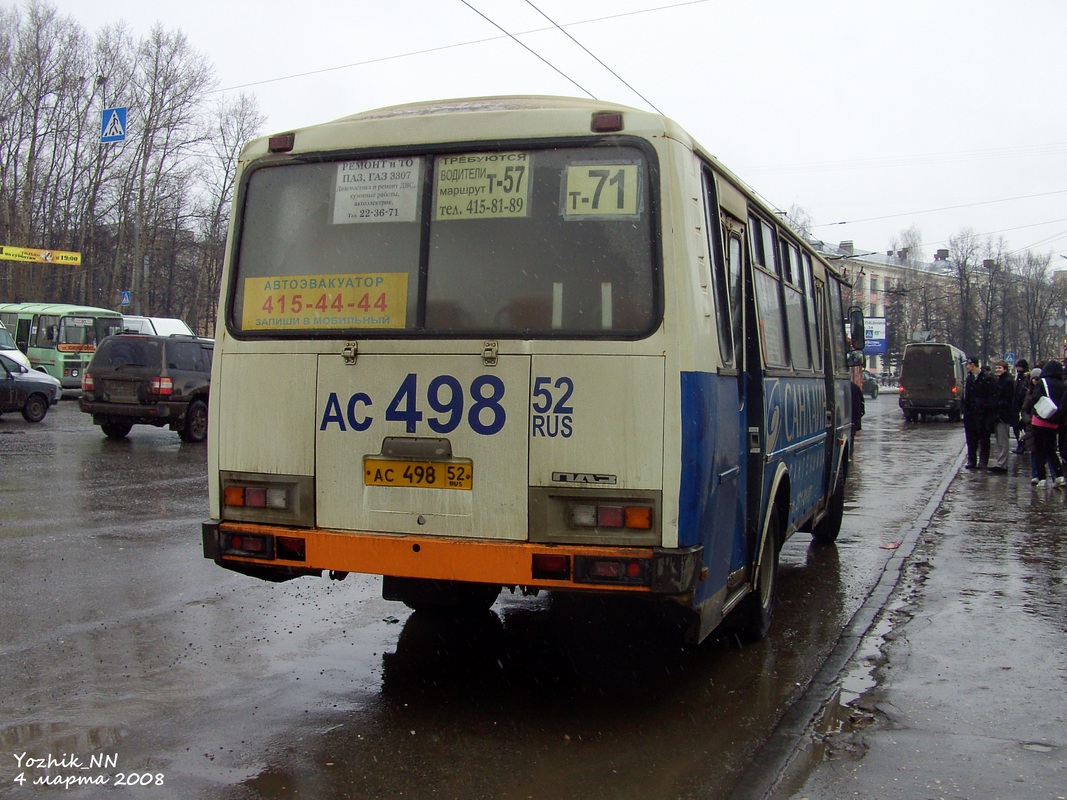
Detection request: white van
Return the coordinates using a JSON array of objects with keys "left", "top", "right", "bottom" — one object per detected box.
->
[
  {"left": 121, "top": 315, "right": 195, "bottom": 337},
  {"left": 0, "top": 320, "right": 31, "bottom": 370}
]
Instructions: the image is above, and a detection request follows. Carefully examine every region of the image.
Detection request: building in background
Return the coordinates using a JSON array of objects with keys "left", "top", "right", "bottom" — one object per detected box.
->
[{"left": 810, "top": 240, "right": 955, "bottom": 378}]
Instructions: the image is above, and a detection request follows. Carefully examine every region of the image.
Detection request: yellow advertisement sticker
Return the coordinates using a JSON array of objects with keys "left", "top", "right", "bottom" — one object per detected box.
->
[
  {"left": 0, "top": 245, "right": 82, "bottom": 265},
  {"left": 243, "top": 273, "right": 408, "bottom": 331},
  {"left": 562, "top": 164, "right": 640, "bottom": 219},
  {"left": 435, "top": 152, "right": 530, "bottom": 220}
]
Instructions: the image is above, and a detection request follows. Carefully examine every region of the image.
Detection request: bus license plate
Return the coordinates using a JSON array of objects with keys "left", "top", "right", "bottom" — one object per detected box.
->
[{"left": 363, "top": 458, "right": 473, "bottom": 490}]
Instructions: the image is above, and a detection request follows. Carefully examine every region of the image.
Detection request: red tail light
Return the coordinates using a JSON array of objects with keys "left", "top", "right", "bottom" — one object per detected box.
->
[
  {"left": 82, "top": 373, "right": 94, "bottom": 392},
  {"left": 150, "top": 376, "right": 173, "bottom": 396}
]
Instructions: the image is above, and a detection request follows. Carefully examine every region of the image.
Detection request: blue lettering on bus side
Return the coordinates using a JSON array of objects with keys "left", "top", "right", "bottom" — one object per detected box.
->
[
  {"left": 319, "top": 375, "right": 506, "bottom": 435},
  {"left": 347, "top": 392, "right": 373, "bottom": 431},
  {"left": 765, "top": 377, "right": 830, "bottom": 527},
  {"left": 530, "top": 376, "right": 574, "bottom": 437},
  {"left": 320, "top": 392, "right": 346, "bottom": 430},
  {"left": 319, "top": 391, "right": 372, "bottom": 431}
]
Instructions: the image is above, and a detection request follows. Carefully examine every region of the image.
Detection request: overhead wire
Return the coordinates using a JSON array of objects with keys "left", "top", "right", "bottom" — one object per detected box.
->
[
  {"left": 207, "top": 0, "right": 1065, "bottom": 257},
  {"left": 521, "top": 0, "right": 663, "bottom": 114},
  {"left": 456, "top": 0, "right": 597, "bottom": 99},
  {"left": 213, "top": 0, "right": 709, "bottom": 98},
  {"left": 810, "top": 190, "right": 1067, "bottom": 229}
]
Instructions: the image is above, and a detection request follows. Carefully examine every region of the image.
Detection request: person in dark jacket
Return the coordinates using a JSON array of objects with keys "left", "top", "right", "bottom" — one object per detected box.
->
[
  {"left": 851, "top": 379, "right": 865, "bottom": 432},
  {"left": 1012, "top": 359, "right": 1030, "bottom": 451},
  {"left": 989, "top": 359, "right": 1015, "bottom": 472},
  {"left": 962, "top": 356, "right": 996, "bottom": 469},
  {"left": 1028, "top": 359, "right": 1065, "bottom": 488}
]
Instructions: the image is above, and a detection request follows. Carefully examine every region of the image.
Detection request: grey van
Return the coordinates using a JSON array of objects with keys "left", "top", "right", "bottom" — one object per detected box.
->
[{"left": 898, "top": 342, "right": 967, "bottom": 422}]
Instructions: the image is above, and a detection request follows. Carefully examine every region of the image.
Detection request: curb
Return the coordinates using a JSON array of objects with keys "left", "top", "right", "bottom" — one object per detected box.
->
[{"left": 727, "top": 444, "right": 967, "bottom": 800}]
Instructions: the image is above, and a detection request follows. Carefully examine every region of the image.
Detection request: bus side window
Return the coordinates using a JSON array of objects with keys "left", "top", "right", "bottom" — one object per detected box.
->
[
  {"left": 36, "top": 316, "right": 59, "bottom": 347},
  {"left": 702, "top": 169, "right": 733, "bottom": 365},
  {"left": 802, "top": 253, "right": 822, "bottom": 371},
  {"left": 748, "top": 216, "right": 789, "bottom": 368},
  {"left": 781, "top": 239, "right": 812, "bottom": 370},
  {"left": 727, "top": 234, "right": 744, "bottom": 367}
]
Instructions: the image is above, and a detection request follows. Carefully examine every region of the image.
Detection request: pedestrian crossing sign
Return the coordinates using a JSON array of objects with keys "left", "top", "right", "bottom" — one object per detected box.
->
[{"left": 101, "top": 107, "right": 127, "bottom": 143}]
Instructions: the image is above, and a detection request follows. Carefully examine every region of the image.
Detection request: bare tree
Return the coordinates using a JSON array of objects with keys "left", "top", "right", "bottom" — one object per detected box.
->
[
  {"left": 947, "top": 229, "right": 984, "bottom": 356},
  {"left": 125, "top": 22, "right": 215, "bottom": 315},
  {"left": 76, "top": 22, "right": 137, "bottom": 307},
  {"left": 190, "top": 92, "right": 265, "bottom": 335},
  {"left": 0, "top": 0, "right": 87, "bottom": 299},
  {"left": 975, "top": 237, "right": 1008, "bottom": 362},
  {"left": 1017, "top": 251, "right": 1066, "bottom": 360},
  {"left": 783, "top": 203, "right": 813, "bottom": 239}
]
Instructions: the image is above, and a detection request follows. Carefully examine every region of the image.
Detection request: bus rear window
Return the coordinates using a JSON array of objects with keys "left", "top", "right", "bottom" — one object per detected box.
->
[{"left": 230, "top": 145, "right": 657, "bottom": 338}]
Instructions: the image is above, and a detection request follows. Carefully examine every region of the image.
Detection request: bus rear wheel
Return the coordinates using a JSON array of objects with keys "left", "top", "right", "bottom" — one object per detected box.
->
[
  {"left": 812, "top": 472, "right": 846, "bottom": 545},
  {"left": 383, "top": 576, "right": 501, "bottom": 613},
  {"left": 735, "top": 506, "right": 781, "bottom": 641}
]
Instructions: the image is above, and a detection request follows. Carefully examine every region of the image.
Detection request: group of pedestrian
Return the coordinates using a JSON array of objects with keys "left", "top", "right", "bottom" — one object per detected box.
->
[{"left": 963, "top": 355, "right": 1067, "bottom": 488}]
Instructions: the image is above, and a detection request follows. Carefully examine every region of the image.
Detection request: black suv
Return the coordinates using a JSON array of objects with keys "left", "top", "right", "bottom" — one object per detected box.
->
[{"left": 80, "top": 334, "right": 213, "bottom": 441}]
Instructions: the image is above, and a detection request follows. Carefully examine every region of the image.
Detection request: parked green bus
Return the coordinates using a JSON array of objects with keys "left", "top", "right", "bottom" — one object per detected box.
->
[{"left": 0, "top": 303, "right": 124, "bottom": 390}]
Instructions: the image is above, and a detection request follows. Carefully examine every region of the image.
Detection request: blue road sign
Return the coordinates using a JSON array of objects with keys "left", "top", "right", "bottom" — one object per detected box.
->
[
  {"left": 120, "top": 291, "right": 132, "bottom": 307},
  {"left": 101, "top": 107, "right": 127, "bottom": 143}
]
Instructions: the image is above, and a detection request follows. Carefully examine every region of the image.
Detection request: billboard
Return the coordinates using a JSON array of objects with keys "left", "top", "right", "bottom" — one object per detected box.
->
[{"left": 864, "top": 316, "right": 887, "bottom": 356}]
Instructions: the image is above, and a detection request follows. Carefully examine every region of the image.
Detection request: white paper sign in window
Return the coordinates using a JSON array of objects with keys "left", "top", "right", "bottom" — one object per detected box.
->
[{"left": 333, "top": 158, "right": 421, "bottom": 224}]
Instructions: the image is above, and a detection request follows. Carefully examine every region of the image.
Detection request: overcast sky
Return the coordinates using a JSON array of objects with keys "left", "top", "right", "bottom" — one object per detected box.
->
[{"left": 43, "top": 0, "right": 1067, "bottom": 263}]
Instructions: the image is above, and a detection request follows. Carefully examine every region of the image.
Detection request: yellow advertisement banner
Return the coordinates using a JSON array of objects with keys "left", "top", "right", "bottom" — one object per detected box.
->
[
  {"left": 242, "top": 273, "right": 408, "bottom": 331},
  {"left": 0, "top": 245, "right": 82, "bottom": 265}
]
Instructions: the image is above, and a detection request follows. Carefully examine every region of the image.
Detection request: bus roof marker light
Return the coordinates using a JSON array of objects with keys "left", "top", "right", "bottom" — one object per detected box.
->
[
  {"left": 268, "top": 132, "right": 296, "bottom": 153},
  {"left": 591, "top": 111, "right": 623, "bottom": 133}
]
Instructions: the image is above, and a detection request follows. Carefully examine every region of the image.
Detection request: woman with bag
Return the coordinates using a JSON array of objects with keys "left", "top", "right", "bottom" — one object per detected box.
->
[{"left": 1028, "top": 359, "right": 1065, "bottom": 488}]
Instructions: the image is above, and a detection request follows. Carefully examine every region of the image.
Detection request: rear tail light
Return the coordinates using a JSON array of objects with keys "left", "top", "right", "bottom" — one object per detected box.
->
[
  {"left": 218, "top": 532, "right": 305, "bottom": 562},
  {"left": 219, "top": 472, "right": 314, "bottom": 527},
  {"left": 224, "top": 485, "right": 290, "bottom": 510},
  {"left": 276, "top": 536, "right": 306, "bottom": 561},
  {"left": 82, "top": 373, "right": 94, "bottom": 392},
  {"left": 574, "top": 555, "right": 650, "bottom": 585},
  {"left": 229, "top": 533, "right": 267, "bottom": 553},
  {"left": 570, "top": 502, "right": 654, "bottom": 531},
  {"left": 532, "top": 553, "right": 571, "bottom": 580},
  {"left": 150, "top": 376, "right": 173, "bottom": 396}
]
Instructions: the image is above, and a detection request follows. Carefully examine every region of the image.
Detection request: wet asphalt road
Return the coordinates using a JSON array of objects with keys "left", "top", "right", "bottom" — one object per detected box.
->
[
  {"left": 763, "top": 413, "right": 1067, "bottom": 799},
  {"left": 0, "top": 391, "right": 963, "bottom": 799}
]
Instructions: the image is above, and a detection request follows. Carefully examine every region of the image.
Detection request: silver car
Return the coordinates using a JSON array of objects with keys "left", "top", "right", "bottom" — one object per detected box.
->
[{"left": 0, "top": 352, "right": 61, "bottom": 423}]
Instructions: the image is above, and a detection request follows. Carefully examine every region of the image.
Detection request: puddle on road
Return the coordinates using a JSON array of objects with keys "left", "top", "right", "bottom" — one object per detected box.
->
[
  {"left": 1021, "top": 741, "right": 1056, "bottom": 753},
  {"left": 768, "top": 568, "right": 927, "bottom": 798}
]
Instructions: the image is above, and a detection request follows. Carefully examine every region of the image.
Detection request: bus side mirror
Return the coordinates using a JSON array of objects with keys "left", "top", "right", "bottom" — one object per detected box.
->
[
  {"left": 846, "top": 350, "right": 866, "bottom": 368},
  {"left": 848, "top": 306, "right": 865, "bottom": 350}
]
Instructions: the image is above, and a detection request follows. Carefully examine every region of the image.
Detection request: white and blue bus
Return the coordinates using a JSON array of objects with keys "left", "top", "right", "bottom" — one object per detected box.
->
[{"left": 202, "top": 96, "right": 865, "bottom": 643}]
